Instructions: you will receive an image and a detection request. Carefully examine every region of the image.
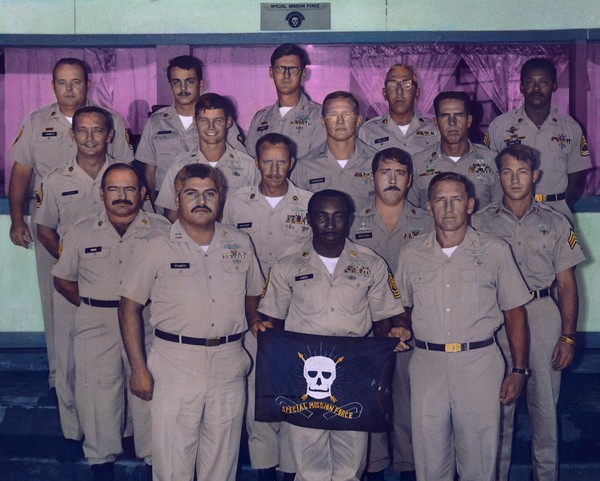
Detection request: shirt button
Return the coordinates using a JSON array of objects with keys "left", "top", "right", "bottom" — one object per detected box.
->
[
  {"left": 212, "top": 299, "right": 215, "bottom": 303},
  {"left": 211, "top": 323, "right": 215, "bottom": 327},
  {"left": 446, "top": 284, "right": 450, "bottom": 288},
  {"left": 446, "top": 307, "right": 451, "bottom": 312},
  {"left": 330, "top": 308, "right": 335, "bottom": 312},
  {"left": 208, "top": 275, "right": 212, "bottom": 279}
]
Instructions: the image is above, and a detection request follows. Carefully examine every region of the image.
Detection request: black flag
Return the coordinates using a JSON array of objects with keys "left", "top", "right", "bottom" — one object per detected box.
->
[{"left": 255, "top": 329, "right": 398, "bottom": 432}]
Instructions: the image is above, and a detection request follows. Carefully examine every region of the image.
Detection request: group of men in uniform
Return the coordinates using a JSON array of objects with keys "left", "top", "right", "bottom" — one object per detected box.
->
[{"left": 6, "top": 44, "right": 590, "bottom": 481}]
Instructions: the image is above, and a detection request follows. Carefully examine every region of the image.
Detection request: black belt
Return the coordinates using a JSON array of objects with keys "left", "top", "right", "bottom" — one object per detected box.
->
[
  {"left": 414, "top": 337, "right": 494, "bottom": 353},
  {"left": 530, "top": 287, "right": 551, "bottom": 300},
  {"left": 534, "top": 192, "right": 566, "bottom": 202},
  {"left": 81, "top": 297, "right": 120, "bottom": 308},
  {"left": 155, "top": 328, "right": 242, "bottom": 347}
]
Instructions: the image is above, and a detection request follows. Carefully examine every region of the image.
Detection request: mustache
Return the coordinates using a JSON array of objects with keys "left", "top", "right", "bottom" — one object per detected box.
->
[
  {"left": 384, "top": 186, "right": 401, "bottom": 192},
  {"left": 192, "top": 205, "right": 212, "bottom": 213},
  {"left": 112, "top": 199, "right": 133, "bottom": 206},
  {"left": 178, "top": 91, "right": 190, "bottom": 97}
]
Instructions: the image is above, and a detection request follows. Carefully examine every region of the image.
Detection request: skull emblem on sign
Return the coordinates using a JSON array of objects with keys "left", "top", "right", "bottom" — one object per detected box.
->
[{"left": 303, "top": 355, "right": 337, "bottom": 400}]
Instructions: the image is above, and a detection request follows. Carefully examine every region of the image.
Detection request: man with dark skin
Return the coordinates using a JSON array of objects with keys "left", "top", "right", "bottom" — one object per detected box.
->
[
  {"left": 394, "top": 172, "right": 531, "bottom": 481},
  {"left": 256, "top": 189, "right": 406, "bottom": 481},
  {"left": 485, "top": 58, "right": 592, "bottom": 220}
]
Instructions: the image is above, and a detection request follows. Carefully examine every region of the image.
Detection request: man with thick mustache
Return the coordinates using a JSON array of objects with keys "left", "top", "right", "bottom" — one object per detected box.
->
[
  {"left": 349, "top": 147, "right": 433, "bottom": 481},
  {"left": 35, "top": 106, "right": 125, "bottom": 441},
  {"left": 52, "top": 163, "right": 170, "bottom": 481},
  {"left": 136, "top": 55, "right": 245, "bottom": 204},
  {"left": 410, "top": 91, "right": 502, "bottom": 213},
  {"left": 120, "top": 163, "right": 263, "bottom": 481}
]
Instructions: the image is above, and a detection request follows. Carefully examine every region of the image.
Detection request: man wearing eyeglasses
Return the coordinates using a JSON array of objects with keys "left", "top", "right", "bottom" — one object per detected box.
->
[
  {"left": 245, "top": 43, "right": 326, "bottom": 160},
  {"left": 291, "top": 91, "right": 377, "bottom": 212},
  {"left": 410, "top": 91, "right": 502, "bottom": 212},
  {"left": 359, "top": 64, "right": 437, "bottom": 156},
  {"left": 136, "top": 55, "right": 245, "bottom": 205}
]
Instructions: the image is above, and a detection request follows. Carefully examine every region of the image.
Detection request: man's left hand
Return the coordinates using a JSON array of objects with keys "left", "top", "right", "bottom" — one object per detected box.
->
[
  {"left": 552, "top": 339, "right": 575, "bottom": 371},
  {"left": 499, "top": 373, "right": 525, "bottom": 405}
]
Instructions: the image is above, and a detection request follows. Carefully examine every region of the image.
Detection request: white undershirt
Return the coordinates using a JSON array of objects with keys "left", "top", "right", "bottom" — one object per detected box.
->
[
  {"left": 208, "top": 161, "right": 219, "bottom": 168},
  {"left": 179, "top": 115, "right": 194, "bottom": 130},
  {"left": 318, "top": 255, "right": 339, "bottom": 275},
  {"left": 279, "top": 106, "right": 293, "bottom": 117},
  {"left": 200, "top": 245, "right": 209, "bottom": 252},
  {"left": 65, "top": 116, "right": 73, "bottom": 124},
  {"left": 442, "top": 246, "right": 458, "bottom": 257},
  {"left": 449, "top": 156, "right": 461, "bottom": 163},
  {"left": 337, "top": 159, "right": 349, "bottom": 169},
  {"left": 265, "top": 195, "right": 284, "bottom": 208},
  {"left": 398, "top": 124, "right": 410, "bottom": 135}
]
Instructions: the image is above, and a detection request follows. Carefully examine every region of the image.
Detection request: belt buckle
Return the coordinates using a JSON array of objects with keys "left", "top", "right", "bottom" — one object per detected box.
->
[
  {"left": 205, "top": 336, "right": 221, "bottom": 347},
  {"left": 445, "top": 343, "right": 462, "bottom": 353},
  {"left": 534, "top": 193, "right": 545, "bottom": 202}
]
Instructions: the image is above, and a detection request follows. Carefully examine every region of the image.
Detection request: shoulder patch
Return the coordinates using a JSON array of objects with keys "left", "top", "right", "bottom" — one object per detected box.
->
[
  {"left": 36, "top": 184, "right": 44, "bottom": 208},
  {"left": 580, "top": 134, "right": 589, "bottom": 156},
  {"left": 261, "top": 269, "right": 271, "bottom": 298},
  {"left": 12, "top": 126, "right": 24, "bottom": 146},
  {"left": 388, "top": 271, "right": 401, "bottom": 300},
  {"left": 568, "top": 228, "right": 579, "bottom": 250},
  {"left": 483, "top": 131, "right": 491, "bottom": 148}
]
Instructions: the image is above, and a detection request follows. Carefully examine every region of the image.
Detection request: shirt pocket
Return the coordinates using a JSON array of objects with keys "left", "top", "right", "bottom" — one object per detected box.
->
[
  {"left": 459, "top": 268, "right": 495, "bottom": 314},
  {"left": 412, "top": 270, "right": 437, "bottom": 307},
  {"left": 524, "top": 235, "right": 556, "bottom": 276}
]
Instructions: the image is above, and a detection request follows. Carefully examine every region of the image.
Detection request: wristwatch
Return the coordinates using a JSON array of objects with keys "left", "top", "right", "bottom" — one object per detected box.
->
[{"left": 512, "top": 367, "right": 531, "bottom": 377}]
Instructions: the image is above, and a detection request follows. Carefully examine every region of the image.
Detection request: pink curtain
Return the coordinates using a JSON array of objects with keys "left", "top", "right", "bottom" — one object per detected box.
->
[
  {"left": 461, "top": 45, "right": 569, "bottom": 113},
  {"left": 1, "top": 43, "right": 596, "bottom": 195},
  {"left": 349, "top": 45, "right": 462, "bottom": 119}
]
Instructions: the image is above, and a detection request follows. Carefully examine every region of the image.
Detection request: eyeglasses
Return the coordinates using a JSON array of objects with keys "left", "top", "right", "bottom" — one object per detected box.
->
[
  {"left": 323, "top": 112, "right": 357, "bottom": 122},
  {"left": 271, "top": 65, "right": 304, "bottom": 77},
  {"left": 385, "top": 79, "right": 418, "bottom": 91}
]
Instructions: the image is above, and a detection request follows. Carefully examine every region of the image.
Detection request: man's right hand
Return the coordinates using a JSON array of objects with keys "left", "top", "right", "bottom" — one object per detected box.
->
[
  {"left": 130, "top": 367, "right": 154, "bottom": 401},
  {"left": 10, "top": 219, "right": 33, "bottom": 248}
]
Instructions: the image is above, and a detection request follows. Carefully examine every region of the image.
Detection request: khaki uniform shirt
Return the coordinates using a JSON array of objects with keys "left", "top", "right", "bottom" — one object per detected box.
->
[
  {"left": 52, "top": 210, "right": 171, "bottom": 300},
  {"left": 484, "top": 105, "right": 591, "bottom": 200},
  {"left": 120, "top": 221, "right": 263, "bottom": 338},
  {"left": 259, "top": 239, "right": 404, "bottom": 337},
  {"left": 35, "top": 156, "right": 118, "bottom": 239},
  {"left": 411, "top": 142, "right": 502, "bottom": 211},
  {"left": 471, "top": 200, "right": 586, "bottom": 290},
  {"left": 290, "top": 139, "right": 377, "bottom": 212},
  {"left": 358, "top": 111, "right": 438, "bottom": 154},
  {"left": 245, "top": 92, "right": 326, "bottom": 159},
  {"left": 222, "top": 181, "right": 312, "bottom": 274},
  {"left": 135, "top": 103, "right": 246, "bottom": 190},
  {"left": 350, "top": 200, "right": 434, "bottom": 269},
  {"left": 9, "top": 101, "right": 133, "bottom": 195},
  {"left": 396, "top": 227, "right": 531, "bottom": 343},
  {"left": 155, "top": 144, "right": 258, "bottom": 211}
]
